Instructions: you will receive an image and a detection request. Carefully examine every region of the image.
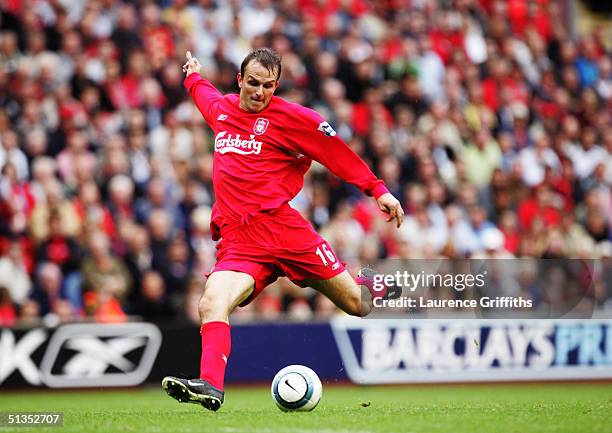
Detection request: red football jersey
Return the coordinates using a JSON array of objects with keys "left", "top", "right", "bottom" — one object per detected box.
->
[{"left": 184, "top": 73, "right": 389, "bottom": 240}]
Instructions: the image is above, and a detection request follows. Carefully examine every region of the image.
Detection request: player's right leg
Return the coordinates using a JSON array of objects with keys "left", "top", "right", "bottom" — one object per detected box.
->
[
  {"left": 305, "top": 270, "right": 374, "bottom": 317},
  {"left": 162, "top": 271, "right": 255, "bottom": 411}
]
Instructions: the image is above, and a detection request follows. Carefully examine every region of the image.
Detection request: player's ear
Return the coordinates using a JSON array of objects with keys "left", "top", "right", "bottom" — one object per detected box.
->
[{"left": 237, "top": 73, "right": 242, "bottom": 88}]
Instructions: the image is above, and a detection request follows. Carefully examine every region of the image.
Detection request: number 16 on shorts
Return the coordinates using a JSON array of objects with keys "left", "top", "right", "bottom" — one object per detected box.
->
[{"left": 315, "top": 243, "right": 337, "bottom": 267}]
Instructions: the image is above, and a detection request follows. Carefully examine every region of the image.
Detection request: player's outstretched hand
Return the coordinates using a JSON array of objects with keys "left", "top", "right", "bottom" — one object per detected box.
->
[
  {"left": 182, "top": 51, "right": 201, "bottom": 76},
  {"left": 376, "top": 192, "right": 404, "bottom": 228}
]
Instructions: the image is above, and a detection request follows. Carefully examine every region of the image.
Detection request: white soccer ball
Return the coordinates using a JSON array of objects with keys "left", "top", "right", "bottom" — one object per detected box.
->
[{"left": 271, "top": 365, "right": 322, "bottom": 412}]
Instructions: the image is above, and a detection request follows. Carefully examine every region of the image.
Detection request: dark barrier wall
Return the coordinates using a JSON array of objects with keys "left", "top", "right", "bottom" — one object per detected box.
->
[
  {"left": 153, "top": 321, "right": 347, "bottom": 383},
  {"left": 582, "top": 0, "right": 612, "bottom": 12}
]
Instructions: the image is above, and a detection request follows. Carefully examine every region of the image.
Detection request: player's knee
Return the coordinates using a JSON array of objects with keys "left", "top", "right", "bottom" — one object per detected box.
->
[
  {"left": 197, "top": 294, "right": 212, "bottom": 320},
  {"left": 198, "top": 290, "right": 229, "bottom": 322},
  {"left": 345, "top": 293, "right": 372, "bottom": 318},
  {"left": 360, "top": 294, "right": 373, "bottom": 317}
]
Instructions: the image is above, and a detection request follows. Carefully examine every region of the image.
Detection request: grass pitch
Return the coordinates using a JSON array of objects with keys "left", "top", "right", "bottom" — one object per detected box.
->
[{"left": 0, "top": 383, "right": 611, "bottom": 433}]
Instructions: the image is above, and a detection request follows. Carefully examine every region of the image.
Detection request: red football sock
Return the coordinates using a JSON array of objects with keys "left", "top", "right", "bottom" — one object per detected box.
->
[{"left": 199, "top": 321, "right": 231, "bottom": 390}]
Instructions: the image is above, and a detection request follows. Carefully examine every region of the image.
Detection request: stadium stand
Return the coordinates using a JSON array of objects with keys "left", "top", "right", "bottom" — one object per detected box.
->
[{"left": 0, "top": 0, "right": 610, "bottom": 325}]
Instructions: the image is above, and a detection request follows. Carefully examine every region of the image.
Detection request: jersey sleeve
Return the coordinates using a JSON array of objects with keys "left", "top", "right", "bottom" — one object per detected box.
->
[
  {"left": 184, "top": 73, "right": 223, "bottom": 126},
  {"left": 286, "top": 106, "right": 389, "bottom": 199}
]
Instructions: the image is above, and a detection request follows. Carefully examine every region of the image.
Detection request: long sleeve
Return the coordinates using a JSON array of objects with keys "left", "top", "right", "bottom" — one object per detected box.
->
[
  {"left": 184, "top": 73, "right": 223, "bottom": 125},
  {"left": 286, "top": 105, "right": 389, "bottom": 199}
]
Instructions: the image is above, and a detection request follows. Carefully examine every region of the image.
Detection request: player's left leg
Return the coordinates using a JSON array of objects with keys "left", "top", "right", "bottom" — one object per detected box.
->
[
  {"left": 163, "top": 270, "right": 257, "bottom": 411},
  {"left": 304, "top": 270, "right": 374, "bottom": 317}
]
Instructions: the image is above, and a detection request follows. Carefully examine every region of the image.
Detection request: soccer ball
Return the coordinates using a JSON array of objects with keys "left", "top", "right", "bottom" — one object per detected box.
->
[{"left": 271, "top": 365, "right": 322, "bottom": 411}]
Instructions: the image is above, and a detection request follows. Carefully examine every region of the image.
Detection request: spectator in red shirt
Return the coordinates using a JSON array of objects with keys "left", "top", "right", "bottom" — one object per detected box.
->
[
  {"left": 0, "top": 286, "right": 16, "bottom": 327},
  {"left": 517, "top": 183, "right": 562, "bottom": 231}
]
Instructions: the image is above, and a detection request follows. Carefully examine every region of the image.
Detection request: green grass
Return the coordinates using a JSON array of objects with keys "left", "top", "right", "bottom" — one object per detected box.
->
[{"left": 0, "top": 383, "right": 611, "bottom": 433}]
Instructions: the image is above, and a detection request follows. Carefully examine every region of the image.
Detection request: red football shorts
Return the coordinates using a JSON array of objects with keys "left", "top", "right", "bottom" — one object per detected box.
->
[{"left": 207, "top": 204, "right": 346, "bottom": 306}]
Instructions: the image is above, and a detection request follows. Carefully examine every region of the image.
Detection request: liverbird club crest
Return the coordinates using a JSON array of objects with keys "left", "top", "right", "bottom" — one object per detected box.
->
[{"left": 253, "top": 118, "right": 269, "bottom": 135}]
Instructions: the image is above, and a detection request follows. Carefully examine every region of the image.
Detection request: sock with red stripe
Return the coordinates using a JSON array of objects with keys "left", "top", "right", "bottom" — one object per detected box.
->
[{"left": 199, "top": 321, "right": 231, "bottom": 390}]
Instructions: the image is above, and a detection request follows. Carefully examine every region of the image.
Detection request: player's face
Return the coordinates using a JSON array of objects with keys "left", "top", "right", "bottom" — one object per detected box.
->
[{"left": 237, "top": 60, "right": 279, "bottom": 113}]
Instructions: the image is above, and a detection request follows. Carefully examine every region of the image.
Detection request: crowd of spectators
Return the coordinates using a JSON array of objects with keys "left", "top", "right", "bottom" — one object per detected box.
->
[{"left": 0, "top": 0, "right": 610, "bottom": 326}]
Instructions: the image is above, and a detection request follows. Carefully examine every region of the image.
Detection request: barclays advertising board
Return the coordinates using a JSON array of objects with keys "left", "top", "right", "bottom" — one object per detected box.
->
[{"left": 330, "top": 318, "right": 612, "bottom": 383}]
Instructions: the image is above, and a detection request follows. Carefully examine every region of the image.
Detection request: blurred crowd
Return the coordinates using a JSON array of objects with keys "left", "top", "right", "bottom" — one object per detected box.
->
[{"left": 0, "top": 0, "right": 610, "bottom": 326}]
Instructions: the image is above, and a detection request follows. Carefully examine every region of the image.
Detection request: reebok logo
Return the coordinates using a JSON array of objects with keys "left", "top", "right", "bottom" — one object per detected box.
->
[
  {"left": 41, "top": 323, "right": 161, "bottom": 388},
  {"left": 217, "top": 114, "right": 228, "bottom": 121},
  {"left": 0, "top": 329, "right": 47, "bottom": 385},
  {"left": 0, "top": 323, "right": 162, "bottom": 388},
  {"left": 215, "top": 131, "right": 263, "bottom": 155},
  {"left": 59, "top": 335, "right": 147, "bottom": 376}
]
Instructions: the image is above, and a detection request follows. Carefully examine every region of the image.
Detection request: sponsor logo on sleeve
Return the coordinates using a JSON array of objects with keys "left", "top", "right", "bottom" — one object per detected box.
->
[{"left": 317, "top": 121, "right": 336, "bottom": 137}]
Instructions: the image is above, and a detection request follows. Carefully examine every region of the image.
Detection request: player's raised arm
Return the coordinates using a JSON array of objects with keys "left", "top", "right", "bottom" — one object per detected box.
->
[
  {"left": 182, "top": 51, "right": 223, "bottom": 125},
  {"left": 182, "top": 51, "right": 202, "bottom": 76}
]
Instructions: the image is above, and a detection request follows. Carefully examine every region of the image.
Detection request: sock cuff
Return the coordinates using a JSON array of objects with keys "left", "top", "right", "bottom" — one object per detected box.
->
[{"left": 200, "top": 321, "right": 231, "bottom": 334}]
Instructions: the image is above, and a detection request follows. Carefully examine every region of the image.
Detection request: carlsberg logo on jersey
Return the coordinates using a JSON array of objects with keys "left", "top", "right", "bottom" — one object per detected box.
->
[{"left": 215, "top": 131, "right": 263, "bottom": 155}]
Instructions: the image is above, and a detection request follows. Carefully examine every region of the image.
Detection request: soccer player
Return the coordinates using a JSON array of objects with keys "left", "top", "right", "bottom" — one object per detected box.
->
[{"left": 162, "top": 49, "right": 403, "bottom": 411}]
